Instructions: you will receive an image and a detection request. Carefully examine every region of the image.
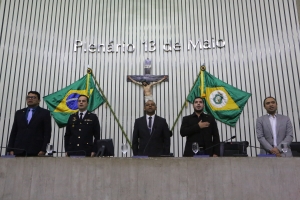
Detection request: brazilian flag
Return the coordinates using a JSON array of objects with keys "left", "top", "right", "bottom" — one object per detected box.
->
[
  {"left": 43, "top": 74, "right": 105, "bottom": 127},
  {"left": 187, "top": 68, "right": 251, "bottom": 126}
]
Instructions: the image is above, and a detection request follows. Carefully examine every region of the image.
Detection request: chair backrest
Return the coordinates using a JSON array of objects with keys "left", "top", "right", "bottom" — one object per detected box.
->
[
  {"left": 290, "top": 142, "right": 300, "bottom": 157},
  {"left": 96, "top": 139, "right": 114, "bottom": 157}
]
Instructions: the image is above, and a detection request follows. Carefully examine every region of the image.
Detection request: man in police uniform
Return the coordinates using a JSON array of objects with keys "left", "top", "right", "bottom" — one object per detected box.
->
[{"left": 65, "top": 95, "right": 100, "bottom": 157}]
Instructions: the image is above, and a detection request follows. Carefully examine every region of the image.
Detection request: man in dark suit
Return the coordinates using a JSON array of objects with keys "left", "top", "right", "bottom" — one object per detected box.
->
[
  {"left": 256, "top": 97, "right": 293, "bottom": 157},
  {"left": 132, "top": 100, "right": 170, "bottom": 156},
  {"left": 8, "top": 91, "right": 52, "bottom": 156},
  {"left": 65, "top": 95, "right": 100, "bottom": 157},
  {"left": 180, "top": 97, "right": 220, "bottom": 157}
]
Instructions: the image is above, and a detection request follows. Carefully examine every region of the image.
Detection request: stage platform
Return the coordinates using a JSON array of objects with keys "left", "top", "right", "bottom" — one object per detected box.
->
[{"left": 0, "top": 157, "right": 299, "bottom": 200}]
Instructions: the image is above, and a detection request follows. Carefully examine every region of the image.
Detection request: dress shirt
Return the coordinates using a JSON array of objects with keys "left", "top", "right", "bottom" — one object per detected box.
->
[{"left": 268, "top": 114, "right": 277, "bottom": 147}]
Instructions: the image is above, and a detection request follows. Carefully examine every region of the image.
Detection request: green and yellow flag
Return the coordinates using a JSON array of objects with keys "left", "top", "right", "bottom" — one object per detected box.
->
[
  {"left": 187, "top": 68, "right": 251, "bottom": 126},
  {"left": 43, "top": 74, "right": 105, "bottom": 127}
]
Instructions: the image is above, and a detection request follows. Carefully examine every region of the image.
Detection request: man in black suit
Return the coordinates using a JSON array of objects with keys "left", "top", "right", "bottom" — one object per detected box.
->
[
  {"left": 132, "top": 100, "right": 170, "bottom": 156},
  {"left": 180, "top": 97, "right": 220, "bottom": 157},
  {"left": 8, "top": 91, "right": 52, "bottom": 156},
  {"left": 65, "top": 95, "right": 100, "bottom": 157}
]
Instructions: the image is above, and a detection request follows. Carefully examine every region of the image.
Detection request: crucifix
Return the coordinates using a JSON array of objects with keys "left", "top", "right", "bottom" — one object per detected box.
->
[{"left": 127, "top": 58, "right": 169, "bottom": 103}]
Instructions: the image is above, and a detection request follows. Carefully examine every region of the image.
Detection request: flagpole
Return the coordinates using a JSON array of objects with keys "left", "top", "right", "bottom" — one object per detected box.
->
[
  {"left": 170, "top": 66, "right": 205, "bottom": 132},
  {"left": 87, "top": 68, "right": 132, "bottom": 148}
]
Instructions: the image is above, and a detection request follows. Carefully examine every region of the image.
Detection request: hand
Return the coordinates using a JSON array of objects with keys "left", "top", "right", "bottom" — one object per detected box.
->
[
  {"left": 213, "top": 154, "right": 218, "bottom": 157},
  {"left": 275, "top": 153, "right": 282, "bottom": 157},
  {"left": 270, "top": 147, "right": 280, "bottom": 155},
  {"left": 9, "top": 151, "right": 14, "bottom": 155},
  {"left": 198, "top": 120, "right": 210, "bottom": 128},
  {"left": 38, "top": 151, "right": 45, "bottom": 156},
  {"left": 91, "top": 152, "right": 95, "bottom": 157}
]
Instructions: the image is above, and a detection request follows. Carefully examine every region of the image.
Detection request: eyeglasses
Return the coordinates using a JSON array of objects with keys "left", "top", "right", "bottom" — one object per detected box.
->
[{"left": 26, "top": 96, "right": 37, "bottom": 99}]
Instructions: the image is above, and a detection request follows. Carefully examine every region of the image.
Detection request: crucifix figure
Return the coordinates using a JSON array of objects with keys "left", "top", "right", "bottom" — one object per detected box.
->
[{"left": 127, "top": 59, "right": 168, "bottom": 102}]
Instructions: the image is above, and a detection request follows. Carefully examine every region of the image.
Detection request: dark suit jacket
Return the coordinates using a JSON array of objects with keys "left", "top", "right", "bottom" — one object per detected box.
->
[
  {"left": 65, "top": 111, "right": 100, "bottom": 156},
  {"left": 132, "top": 115, "right": 170, "bottom": 156},
  {"left": 180, "top": 112, "right": 220, "bottom": 157},
  {"left": 8, "top": 106, "right": 52, "bottom": 156}
]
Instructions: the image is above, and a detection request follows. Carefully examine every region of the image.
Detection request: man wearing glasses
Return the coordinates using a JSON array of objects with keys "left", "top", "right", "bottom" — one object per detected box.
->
[{"left": 7, "top": 91, "right": 52, "bottom": 156}]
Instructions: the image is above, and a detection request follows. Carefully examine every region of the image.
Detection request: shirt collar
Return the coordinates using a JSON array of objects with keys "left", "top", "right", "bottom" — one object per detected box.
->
[
  {"left": 267, "top": 113, "right": 277, "bottom": 118},
  {"left": 192, "top": 112, "right": 204, "bottom": 117},
  {"left": 27, "top": 106, "right": 38, "bottom": 111},
  {"left": 146, "top": 114, "right": 155, "bottom": 119},
  {"left": 79, "top": 110, "right": 87, "bottom": 115}
]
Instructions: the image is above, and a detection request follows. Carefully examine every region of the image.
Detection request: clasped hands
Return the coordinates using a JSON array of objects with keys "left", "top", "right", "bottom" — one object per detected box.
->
[{"left": 270, "top": 147, "right": 282, "bottom": 157}]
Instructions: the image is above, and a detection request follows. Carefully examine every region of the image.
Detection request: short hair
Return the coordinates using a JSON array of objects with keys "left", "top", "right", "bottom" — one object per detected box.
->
[
  {"left": 263, "top": 96, "right": 276, "bottom": 106},
  {"left": 28, "top": 91, "right": 40, "bottom": 100},
  {"left": 78, "top": 95, "right": 89, "bottom": 103},
  {"left": 193, "top": 97, "right": 204, "bottom": 104}
]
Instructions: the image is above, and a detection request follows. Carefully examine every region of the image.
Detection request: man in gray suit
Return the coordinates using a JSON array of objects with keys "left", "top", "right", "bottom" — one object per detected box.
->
[{"left": 256, "top": 97, "right": 293, "bottom": 157}]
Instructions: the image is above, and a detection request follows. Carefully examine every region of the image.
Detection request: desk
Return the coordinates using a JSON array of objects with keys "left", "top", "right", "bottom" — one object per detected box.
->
[{"left": 0, "top": 157, "right": 299, "bottom": 200}]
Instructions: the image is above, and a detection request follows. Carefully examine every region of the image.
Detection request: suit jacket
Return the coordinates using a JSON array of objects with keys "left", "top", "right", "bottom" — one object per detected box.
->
[
  {"left": 65, "top": 111, "right": 100, "bottom": 156},
  {"left": 8, "top": 106, "right": 52, "bottom": 155},
  {"left": 132, "top": 115, "right": 170, "bottom": 156},
  {"left": 180, "top": 112, "right": 220, "bottom": 157},
  {"left": 256, "top": 114, "right": 293, "bottom": 157}
]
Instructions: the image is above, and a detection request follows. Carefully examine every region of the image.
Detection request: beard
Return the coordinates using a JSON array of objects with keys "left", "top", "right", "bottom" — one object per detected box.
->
[{"left": 194, "top": 108, "right": 203, "bottom": 113}]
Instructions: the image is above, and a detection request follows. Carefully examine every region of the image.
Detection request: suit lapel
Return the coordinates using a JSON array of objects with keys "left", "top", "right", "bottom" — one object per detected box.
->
[
  {"left": 264, "top": 115, "right": 273, "bottom": 135},
  {"left": 152, "top": 116, "right": 159, "bottom": 134},
  {"left": 276, "top": 114, "right": 281, "bottom": 137},
  {"left": 21, "top": 108, "right": 28, "bottom": 124}
]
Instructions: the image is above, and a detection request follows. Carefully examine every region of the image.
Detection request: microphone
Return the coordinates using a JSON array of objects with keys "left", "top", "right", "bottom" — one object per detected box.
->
[
  {"left": 1, "top": 147, "right": 27, "bottom": 157},
  {"left": 204, "top": 135, "right": 236, "bottom": 156},
  {"left": 142, "top": 126, "right": 156, "bottom": 155}
]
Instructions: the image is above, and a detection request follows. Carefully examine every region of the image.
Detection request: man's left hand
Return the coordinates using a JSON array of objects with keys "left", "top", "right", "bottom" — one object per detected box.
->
[{"left": 38, "top": 151, "right": 45, "bottom": 156}]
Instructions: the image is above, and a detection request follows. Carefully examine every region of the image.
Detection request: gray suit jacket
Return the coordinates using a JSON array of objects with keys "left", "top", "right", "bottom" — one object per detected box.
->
[{"left": 256, "top": 114, "right": 293, "bottom": 157}]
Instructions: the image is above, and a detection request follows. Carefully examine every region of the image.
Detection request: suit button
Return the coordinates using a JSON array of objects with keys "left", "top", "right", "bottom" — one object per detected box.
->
[
  {"left": 77, "top": 144, "right": 79, "bottom": 146},
  {"left": 78, "top": 136, "right": 80, "bottom": 138},
  {"left": 79, "top": 129, "right": 81, "bottom": 131}
]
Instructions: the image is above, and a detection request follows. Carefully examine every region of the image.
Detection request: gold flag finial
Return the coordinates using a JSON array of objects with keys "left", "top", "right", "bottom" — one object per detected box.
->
[
  {"left": 87, "top": 68, "right": 93, "bottom": 74},
  {"left": 200, "top": 65, "right": 206, "bottom": 71}
]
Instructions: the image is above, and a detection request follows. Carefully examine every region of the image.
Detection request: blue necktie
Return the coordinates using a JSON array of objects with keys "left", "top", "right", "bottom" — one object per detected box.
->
[{"left": 27, "top": 108, "right": 33, "bottom": 124}]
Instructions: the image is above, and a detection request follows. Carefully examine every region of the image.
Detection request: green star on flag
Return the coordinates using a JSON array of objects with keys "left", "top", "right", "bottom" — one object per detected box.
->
[
  {"left": 43, "top": 73, "right": 105, "bottom": 127},
  {"left": 187, "top": 67, "right": 251, "bottom": 126}
]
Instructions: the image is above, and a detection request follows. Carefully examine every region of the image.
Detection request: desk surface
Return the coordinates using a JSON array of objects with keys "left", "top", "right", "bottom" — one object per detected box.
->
[{"left": 0, "top": 157, "right": 299, "bottom": 200}]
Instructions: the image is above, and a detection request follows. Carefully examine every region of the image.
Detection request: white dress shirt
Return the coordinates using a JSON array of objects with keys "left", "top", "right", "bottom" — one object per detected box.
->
[{"left": 268, "top": 114, "right": 277, "bottom": 147}]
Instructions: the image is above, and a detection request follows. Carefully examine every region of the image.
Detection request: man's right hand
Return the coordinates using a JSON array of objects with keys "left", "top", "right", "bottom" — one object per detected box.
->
[
  {"left": 270, "top": 147, "right": 281, "bottom": 156},
  {"left": 198, "top": 120, "right": 210, "bottom": 129},
  {"left": 9, "top": 151, "right": 14, "bottom": 155}
]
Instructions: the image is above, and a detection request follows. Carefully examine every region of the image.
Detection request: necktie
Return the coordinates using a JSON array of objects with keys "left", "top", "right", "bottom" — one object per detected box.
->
[
  {"left": 148, "top": 116, "right": 152, "bottom": 133},
  {"left": 27, "top": 108, "right": 33, "bottom": 124},
  {"left": 80, "top": 113, "right": 83, "bottom": 120}
]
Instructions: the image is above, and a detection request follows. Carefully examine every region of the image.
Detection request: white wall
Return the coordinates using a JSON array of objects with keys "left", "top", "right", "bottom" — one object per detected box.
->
[{"left": 0, "top": 0, "right": 300, "bottom": 157}]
